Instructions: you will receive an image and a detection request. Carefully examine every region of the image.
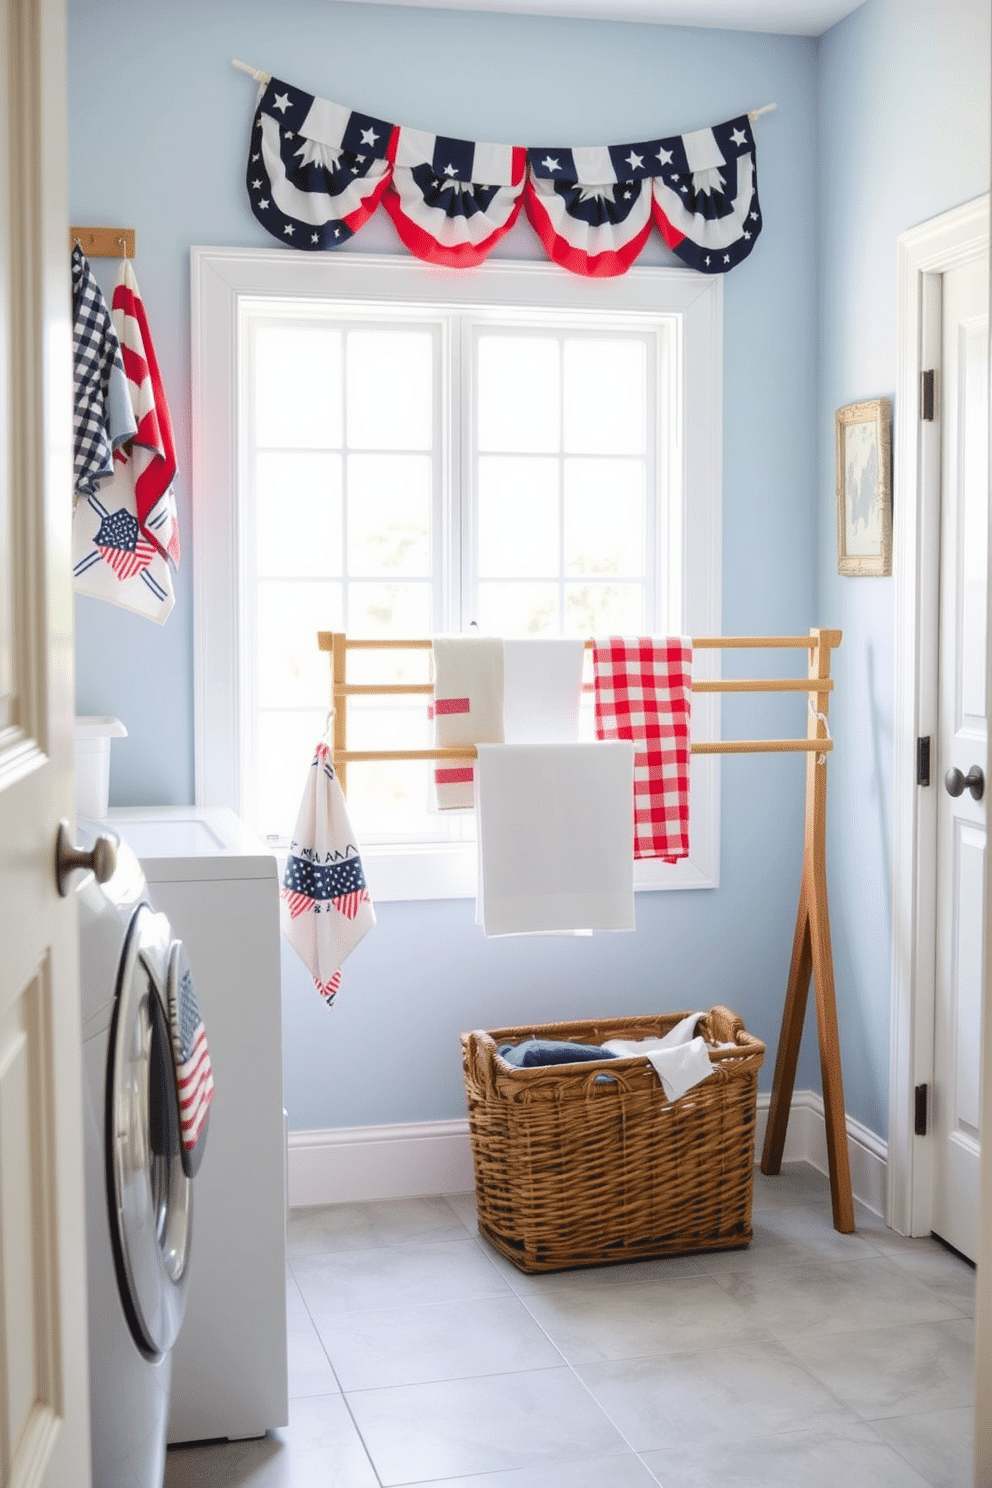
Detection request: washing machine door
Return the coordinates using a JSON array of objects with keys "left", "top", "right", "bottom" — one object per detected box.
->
[{"left": 107, "top": 905, "right": 192, "bottom": 1361}]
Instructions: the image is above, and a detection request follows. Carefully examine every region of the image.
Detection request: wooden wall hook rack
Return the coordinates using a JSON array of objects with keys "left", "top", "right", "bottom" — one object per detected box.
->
[{"left": 69, "top": 226, "right": 135, "bottom": 258}]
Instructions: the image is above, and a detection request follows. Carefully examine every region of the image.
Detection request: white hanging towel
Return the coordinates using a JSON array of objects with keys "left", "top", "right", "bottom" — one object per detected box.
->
[
  {"left": 603, "top": 1011, "right": 715, "bottom": 1101},
  {"left": 280, "top": 743, "right": 376, "bottom": 1005},
  {"left": 502, "top": 638, "right": 585, "bottom": 744},
  {"left": 475, "top": 741, "right": 635, "bottom": 936},
  {"left": 431, "top": 636, "right": 504, "bottom": 809}
]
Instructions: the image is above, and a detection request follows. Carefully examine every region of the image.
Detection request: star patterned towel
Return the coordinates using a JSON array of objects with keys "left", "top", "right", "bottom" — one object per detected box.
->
[
  {"left": 280, "top": 743, "right": 376, "bottom": 1005},
  {"left": 71, "top": 244, "right": 136, "bottom": 497},
  {"left": 592, "top": 636, "right": 692, "bottom": 862},
  {"left": 167, "top": 940, "right": 213, "bottom": 1175}
]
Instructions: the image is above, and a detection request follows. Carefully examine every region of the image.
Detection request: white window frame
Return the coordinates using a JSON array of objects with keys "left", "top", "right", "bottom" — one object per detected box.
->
[{"left": 191, "top": 247, "right": 722, "bottom": 901}]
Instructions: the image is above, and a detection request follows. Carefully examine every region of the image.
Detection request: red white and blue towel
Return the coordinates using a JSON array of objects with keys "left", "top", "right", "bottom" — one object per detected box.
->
[
  {"left": 72, "top": 259, "right": 179, "bottom": 622},
  {"left": 280, "top": 743, "right": 376, "bottom": 1005},
  {"left": 592, "top": 636, "right": 692, "bottom": 862},
  {"left": 244, "top": 74, "right": 761, "bottom": 279},
  {"left": 167, "top": 941, "right": 214, "bottom": 1173}
]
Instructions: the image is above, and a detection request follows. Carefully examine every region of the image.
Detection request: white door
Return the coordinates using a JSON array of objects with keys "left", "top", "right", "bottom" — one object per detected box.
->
[
  {"left": 0, "top": 1, "right": 93, "bottom": 1483},
  {"left": 932, "top": 251, "right": 990, "bottom": 1261}
]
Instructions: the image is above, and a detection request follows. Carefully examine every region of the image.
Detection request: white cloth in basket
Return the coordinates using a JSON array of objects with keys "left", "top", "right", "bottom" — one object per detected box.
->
[{"left": 603, "top": 1011, "right": 716, "bottom": 1101}]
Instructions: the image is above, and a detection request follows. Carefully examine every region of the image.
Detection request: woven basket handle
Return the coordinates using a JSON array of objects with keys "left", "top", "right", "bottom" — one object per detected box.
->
[
  {"left": 704, "top": 1005, "right": 746, "bottom": 1045},
  {"left": 462, "top": 1030, "right": 498, "bottom": 1100}
]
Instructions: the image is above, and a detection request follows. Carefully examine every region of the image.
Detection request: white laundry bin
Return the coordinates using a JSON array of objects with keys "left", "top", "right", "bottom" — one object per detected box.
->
[{"left": 74, "top": 716, "right": 127, "bottom": 818}]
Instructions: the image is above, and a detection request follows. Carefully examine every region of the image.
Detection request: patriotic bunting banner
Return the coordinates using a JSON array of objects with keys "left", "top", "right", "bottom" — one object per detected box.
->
[
  {"left": 248, "top": 75, "right": 396, "bottom": 249},
  {"left": 384, "top": 128, "right": 526, "bottom": 268},
  {"left": 244, "top": 72, "right": 763, "bottom": 279},
  {"left": 280, "top": 743, "right": 376, "bottom": 1006}
]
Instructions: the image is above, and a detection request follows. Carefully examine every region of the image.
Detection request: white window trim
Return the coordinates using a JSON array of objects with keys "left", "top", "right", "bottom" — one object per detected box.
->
[{"left": 190, "top": 247, "right": 722, "bottom": 901}]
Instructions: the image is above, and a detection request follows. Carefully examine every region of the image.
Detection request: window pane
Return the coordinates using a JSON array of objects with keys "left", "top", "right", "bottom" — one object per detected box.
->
[
  {"left": 256, "top": 580, "right": 342, "bottom": 708},
  {"left": 256, "top": 709, "right": 327, "bottom": 840},
  {"left": 348, "top": 581, "right": 432, "bottom": 635},
  {"left": 565, "top": 582, "right": 643, "bottom": 636},
  {"left": 564, "top": 459, "right": 645, "bottom": 577},
  {"left": 347, "top": 760, "right": 452, "bottom": 842},
  {"left": 347, "top": 331, "right": 433, "bottom": 451},
  {"left": 477, "top": 336, "right": 560, "bottom": 453},
  {"left": 256, "top": 452, "right": 342, "bottom": 578},
  {"left": 476, "top": 581, "right": 559, "bottom": 636},
  {"left": 347, "top": 455, "right": 431, "bottom": 577},
  {"left": 563, "top": 339, "right": 646, "bottom": 454},
  {"left": 254, "top": 325, "right": 342, "bottom": 448},
  {"left": 477, "top": 457, "right": 558, "bottom": 577}
]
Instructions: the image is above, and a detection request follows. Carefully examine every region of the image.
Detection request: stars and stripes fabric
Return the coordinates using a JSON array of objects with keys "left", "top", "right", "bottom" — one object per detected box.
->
[
  {"left": 72, "top": 481, "right": 176, "bottom": 621},
  {"left": 592, "top": 636, "right": 692, "bottom": 862},
  {"left": 71, "top": 244, "right": 136, "bottom": 497},
  {"left": 650, "top": 115, "right": 762, "bottom": 274},
  {"left": 241, "top": 73, "right": 764, "bottom": 279},
  {"left": 167, "top": 941, "right": 214, "bottom": 1174},
  {"left": 72, "top": 258, "right": 177, "bottom": 622},
  {"left": 110, "top": 260, "right": 181, "bottom": 566},
  {"left": 384, "top": 129, "right": 527, "bottom": 267},
  {"left": 247, "top": 75, "right": 396, "bottom": 250},
  {"left": 280, "top": 743, "right": 376, "bottom": 1005},
  {"left": 526, "top": 114, "right": 760, "bottom": 277}
]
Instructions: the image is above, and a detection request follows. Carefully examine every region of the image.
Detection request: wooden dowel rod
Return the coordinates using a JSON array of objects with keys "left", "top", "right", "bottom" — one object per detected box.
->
[
  {"left": 332, "top": 738, "right": 833, "bottom": 764},
  {"left": 318, "top": 631, "right": 829, "bottom": 654},
  {"left": 331, "top": 677, "right": 834, "bottom": 698}
]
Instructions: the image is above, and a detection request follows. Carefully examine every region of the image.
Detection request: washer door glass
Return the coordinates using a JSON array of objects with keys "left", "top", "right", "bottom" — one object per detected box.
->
[{"left": 107, "top": 906, "right": 192, "bottom": 1360}]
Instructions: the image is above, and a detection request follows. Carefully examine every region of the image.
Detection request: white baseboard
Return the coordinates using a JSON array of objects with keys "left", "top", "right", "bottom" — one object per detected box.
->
[{"left": 288, "top": 1089, "right": 888, "bottom": 1216}]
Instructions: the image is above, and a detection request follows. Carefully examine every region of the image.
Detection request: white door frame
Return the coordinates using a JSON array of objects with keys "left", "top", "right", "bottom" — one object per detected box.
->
[{"left": 889, "top": 193, "right": 990, "bottom": 1238}]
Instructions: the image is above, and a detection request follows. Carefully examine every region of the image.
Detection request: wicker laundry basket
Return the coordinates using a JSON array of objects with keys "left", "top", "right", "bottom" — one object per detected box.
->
[{"left": 460, "top": 1007, "right": 765, "bottom": 1273}]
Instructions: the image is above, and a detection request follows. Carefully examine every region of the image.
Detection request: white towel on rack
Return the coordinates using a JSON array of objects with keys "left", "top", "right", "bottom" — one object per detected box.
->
[
  {"left": 431, "top": 636, "right": 504, "bottom": 810},
  {"left": 502, "top": 638, "right": 585, "bottom": 744},
  {"left": 475, "top": 741, "right": 635, "bottom": 936},
  {"left": 603, "top": 1012, "right": 715, "bottom": 1101}
]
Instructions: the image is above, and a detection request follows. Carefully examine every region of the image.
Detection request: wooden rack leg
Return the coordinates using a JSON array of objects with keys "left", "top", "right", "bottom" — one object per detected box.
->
[
  {"left": 761, "top": 877, "right": 813, "bottom": 1175},
  {"left": 760, "top": 629, "right": 854, "bottom": 1234}
]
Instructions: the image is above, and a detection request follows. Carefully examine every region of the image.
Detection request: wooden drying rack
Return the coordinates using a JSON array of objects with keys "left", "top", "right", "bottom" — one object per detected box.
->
[{"left": 317, "top": 626, "right": 855, "bottom": 1233}]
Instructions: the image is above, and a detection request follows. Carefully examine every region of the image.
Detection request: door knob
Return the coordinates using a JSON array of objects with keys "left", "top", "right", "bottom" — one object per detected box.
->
[
  {"left": 55, "top": 819, "right": 118, "bottom": 897},
  {"left": 944, "top": 765, "right": 985, "bottom": 802}
]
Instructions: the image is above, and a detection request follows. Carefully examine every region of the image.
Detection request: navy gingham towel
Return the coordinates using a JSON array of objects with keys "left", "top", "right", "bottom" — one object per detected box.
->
[{"left": 71, "top": 244, "right": 135, "bottom": 497}]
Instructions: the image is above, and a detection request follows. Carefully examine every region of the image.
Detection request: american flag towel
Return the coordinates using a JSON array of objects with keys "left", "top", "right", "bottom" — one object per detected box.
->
[
  {"left": 592, "top": 636, "right": 692, "bottom": 862},
  {"left": 280, "top": 743, "right": 376, "bottom": 1005},
  {"left": 111, "top": 260, "right": 180, "bottom": 566},
  {"left": 71, "top": 244, "right": 136, "bottom": 497},
  {"left": 167, "top": 941, "right": 213, "bottom": 1174}
]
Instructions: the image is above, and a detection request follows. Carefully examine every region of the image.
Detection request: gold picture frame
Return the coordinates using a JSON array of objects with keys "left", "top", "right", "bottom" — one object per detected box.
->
[{"left": 835, "top": 397, "right": 892, "bottom": 576}]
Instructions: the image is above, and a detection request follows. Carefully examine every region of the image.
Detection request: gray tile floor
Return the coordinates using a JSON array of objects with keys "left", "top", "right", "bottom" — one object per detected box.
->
[{"left": 164, "top": 1163, "right": 976, "bottom": 1488}]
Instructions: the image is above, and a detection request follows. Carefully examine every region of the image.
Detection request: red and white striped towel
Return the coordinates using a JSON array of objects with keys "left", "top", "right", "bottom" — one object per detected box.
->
[
  {"left": 431, "top": 636, "right": 504, "bottom": 809},
  {"left": 592, "top": 636, "right": 692, "bottom": 862},
  {"left": 111, "top": 260, "right": 181, "bottom": 566}
]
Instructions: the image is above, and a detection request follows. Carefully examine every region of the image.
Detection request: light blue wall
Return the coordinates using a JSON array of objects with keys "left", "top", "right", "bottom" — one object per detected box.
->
[
  {"left": 68, "top": 0, "right": 823, "bottom": 1130},
  {"left": 816, "top": 0, "right": 990, "bottom": 1138}
]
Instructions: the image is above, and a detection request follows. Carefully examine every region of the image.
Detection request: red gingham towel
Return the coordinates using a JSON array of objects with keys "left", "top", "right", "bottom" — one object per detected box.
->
[{"left": 592, "top": 636, "right": 692, "bottom": 862}]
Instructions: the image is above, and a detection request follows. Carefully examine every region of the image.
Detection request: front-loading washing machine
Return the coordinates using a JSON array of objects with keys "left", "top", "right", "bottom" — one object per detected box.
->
[{"left": 77, "top": 823, "right": 208, "bottom": 1487}]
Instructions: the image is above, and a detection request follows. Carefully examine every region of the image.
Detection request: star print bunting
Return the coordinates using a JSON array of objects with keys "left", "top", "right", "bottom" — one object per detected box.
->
[{"left": 245, "top": 75, "right": 762, "bottom": 278}]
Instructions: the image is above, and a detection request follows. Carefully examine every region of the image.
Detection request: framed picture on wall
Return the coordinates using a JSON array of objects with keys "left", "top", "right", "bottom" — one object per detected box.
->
[{"left": 835, "top": 397, "right": 892, "bottom": 576}]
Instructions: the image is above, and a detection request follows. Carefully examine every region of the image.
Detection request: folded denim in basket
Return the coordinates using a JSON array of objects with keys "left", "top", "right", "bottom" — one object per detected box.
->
[{"left": 497, "top": 1038, "right": 617, "bottom": 1068}]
